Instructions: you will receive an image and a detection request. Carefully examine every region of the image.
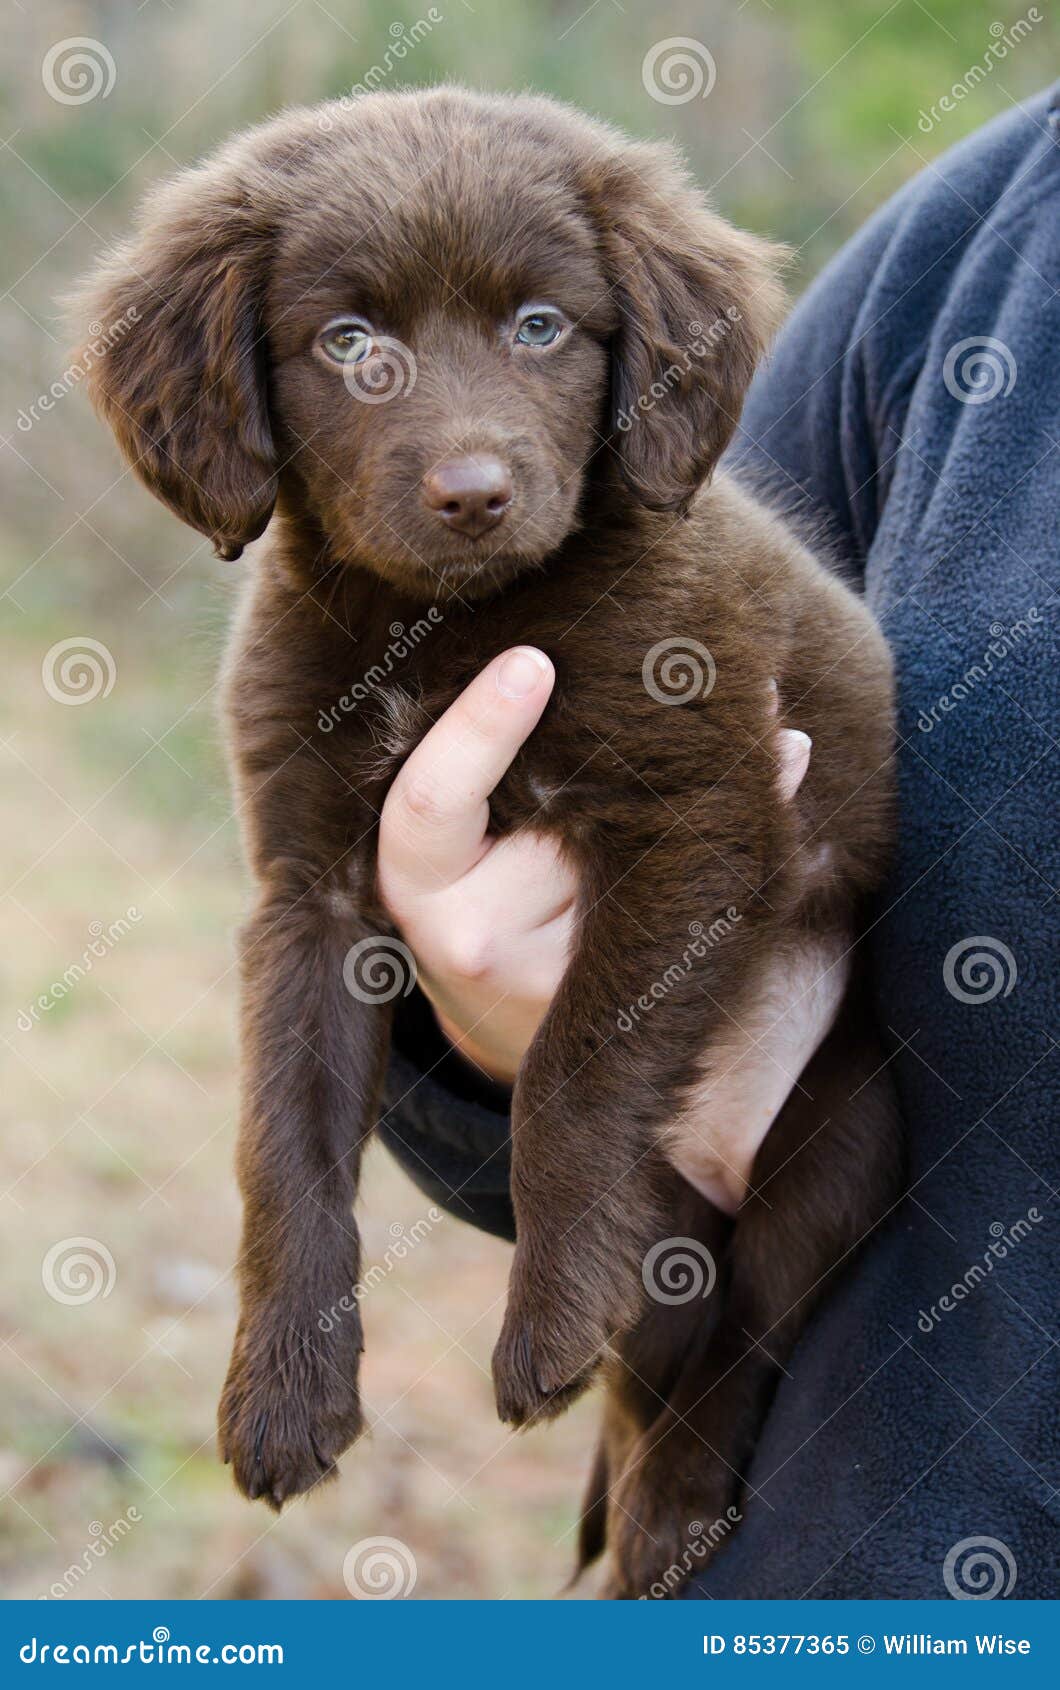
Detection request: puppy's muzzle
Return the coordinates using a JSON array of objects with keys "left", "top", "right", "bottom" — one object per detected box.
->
[{"left": 422, "top": 453, "right": 513, "bottom": 539}]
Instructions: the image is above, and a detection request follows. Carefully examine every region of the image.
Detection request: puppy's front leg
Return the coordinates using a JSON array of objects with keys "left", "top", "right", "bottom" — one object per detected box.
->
[{"left": 219, "top": 867, "right": 393, "bottom": 1509}]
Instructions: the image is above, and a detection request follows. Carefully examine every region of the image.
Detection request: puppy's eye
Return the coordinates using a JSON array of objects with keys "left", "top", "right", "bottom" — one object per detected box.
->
[
  {"left": 318, "top": 319, "right": 373, "bottom": 365},
  {"left": 514, "top": 307, "right": 566, "bottom": 348}
]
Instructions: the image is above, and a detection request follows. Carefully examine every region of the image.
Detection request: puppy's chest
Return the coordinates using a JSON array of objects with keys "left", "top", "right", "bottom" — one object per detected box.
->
[
  {"left": 352, "top": 676, "right": 632, "bottom": 833},
  {"left": 320, "top": 580, "right": 758, "bottom": 836},
  {"left": 345, "top": 663, "right": 725, "bottom": 847}
]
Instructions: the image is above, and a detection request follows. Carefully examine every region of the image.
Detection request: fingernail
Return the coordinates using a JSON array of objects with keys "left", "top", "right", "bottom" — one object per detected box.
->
[
  {"left": 497, "top": 647, "right": 550, "bottom": 699},
  {"left": 776, "top": 729, "right": 812, "bottom": 802}
]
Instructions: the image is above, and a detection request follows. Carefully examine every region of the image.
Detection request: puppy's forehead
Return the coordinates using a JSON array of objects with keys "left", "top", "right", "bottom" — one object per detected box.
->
[{"left": 269, "top": 102, "right": 614, "bottom": 335}]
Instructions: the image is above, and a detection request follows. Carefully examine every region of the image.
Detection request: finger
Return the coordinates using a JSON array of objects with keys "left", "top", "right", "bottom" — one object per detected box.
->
[
  {"left": 421, "top": 902, "right": 575, "bottom": 1083},
  {"left": 459, "top": 830, "right": 577, "bottom": 934},
  {"left": 423, "top": 899, "right": 574, "bottom": 1013},
  {"left": 408, "top": 834, "right": 575, "bottom": 994},
  {"left": 776, "top": 728, "right": 812, "bottom": 803},
  {"left": 379, "top": 647, "right": 554, "bottom": 897}
]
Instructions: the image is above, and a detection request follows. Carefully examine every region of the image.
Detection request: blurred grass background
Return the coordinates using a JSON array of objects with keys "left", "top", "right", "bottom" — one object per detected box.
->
[{"left": 1, "top": 0, "right": 1054, "bottom": 1600}]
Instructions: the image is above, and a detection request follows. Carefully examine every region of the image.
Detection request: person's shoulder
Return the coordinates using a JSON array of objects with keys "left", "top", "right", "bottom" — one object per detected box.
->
[
  {"left": 855, "top": 87, "right": 1059, "bottom": 400},
  {"left": 886, "top": 84, "right": 1059, "bottom": 248},
  {"left": 798, "top": 87, "right": 1059, "bottom": 411},
  {"left": 728, "top": 87, "right": 1060, "bottom": 562},
  {"left": 808, "top": 85, "right": 1059, "bottom": 312}
]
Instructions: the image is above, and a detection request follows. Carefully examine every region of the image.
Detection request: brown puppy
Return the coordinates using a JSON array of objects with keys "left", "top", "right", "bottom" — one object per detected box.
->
[{"left": 76, "top": 85, "right": 902, "bottom": 1597}]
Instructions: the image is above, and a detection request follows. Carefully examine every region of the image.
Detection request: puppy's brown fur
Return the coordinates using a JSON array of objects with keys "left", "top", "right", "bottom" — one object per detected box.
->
[{"left": 76, "top": 86, "right": 901, "bottom": 1597}]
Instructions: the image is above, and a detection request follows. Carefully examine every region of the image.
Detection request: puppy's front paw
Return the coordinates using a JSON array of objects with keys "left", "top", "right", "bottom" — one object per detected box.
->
[
  {"left": 492, "top": 1285, "right": 612, "bottom": 1427},
  {"left": 218, "top": 1309, "right": 364, "bottom": 1510}
]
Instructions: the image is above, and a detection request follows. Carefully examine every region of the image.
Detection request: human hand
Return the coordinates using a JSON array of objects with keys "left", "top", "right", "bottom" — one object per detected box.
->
[
  {"left": 378, "top": 647, "right": 573, "bottom": 1084},
  {"left": 378, "top": 650, "right": 814, "bottom": 1088}
]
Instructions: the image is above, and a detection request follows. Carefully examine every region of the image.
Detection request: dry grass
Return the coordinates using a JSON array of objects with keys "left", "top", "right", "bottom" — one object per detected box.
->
[{"left": 0, "top": 604, "right": 597, "bottom": 1600}]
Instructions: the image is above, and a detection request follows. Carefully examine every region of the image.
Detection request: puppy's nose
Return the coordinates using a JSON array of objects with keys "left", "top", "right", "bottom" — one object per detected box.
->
[{"left": 422, "top": 455, "right": 513, "bottom": 538}]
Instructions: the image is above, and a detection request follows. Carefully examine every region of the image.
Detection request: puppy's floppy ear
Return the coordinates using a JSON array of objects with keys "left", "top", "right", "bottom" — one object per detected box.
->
[
  {"left": 73, "top": 148, "right": 277, "bottom": 560},
  {"left": 589, "top": 138, "right": 788, "bottom": 512}
]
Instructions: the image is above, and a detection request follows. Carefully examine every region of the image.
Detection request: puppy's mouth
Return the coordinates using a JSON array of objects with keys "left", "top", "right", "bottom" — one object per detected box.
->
[{"left": 411, "top": 516, "right": 541, "bottom": 595}]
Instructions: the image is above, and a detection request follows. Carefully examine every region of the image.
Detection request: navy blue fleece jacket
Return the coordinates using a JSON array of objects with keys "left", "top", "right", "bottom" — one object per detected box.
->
[{"left": 379, "top": 90, "right": 1060, "bottom": 1598}]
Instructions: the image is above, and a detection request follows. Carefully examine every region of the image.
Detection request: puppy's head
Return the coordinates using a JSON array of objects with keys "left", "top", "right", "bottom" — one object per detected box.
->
[{"left": 75, "top": 87, "right": 786, "bottom": 597}]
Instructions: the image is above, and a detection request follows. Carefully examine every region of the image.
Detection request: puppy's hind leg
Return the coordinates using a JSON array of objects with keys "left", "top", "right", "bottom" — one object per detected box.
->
[
  {"left": 607, "top": 971, "right": 904, "bottom": 1597},
  {"left": 575, "top": 1181, "right": 730, "bottom": 1594}
]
